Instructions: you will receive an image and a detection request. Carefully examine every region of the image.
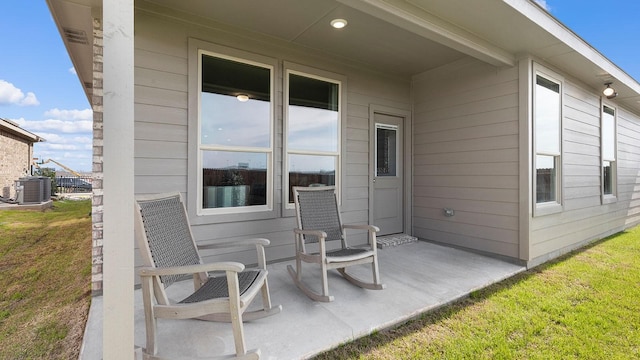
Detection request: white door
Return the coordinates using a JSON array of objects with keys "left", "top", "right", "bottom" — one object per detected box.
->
[{"left": 373, "top": 113, "right": 403, "bottom": 235}]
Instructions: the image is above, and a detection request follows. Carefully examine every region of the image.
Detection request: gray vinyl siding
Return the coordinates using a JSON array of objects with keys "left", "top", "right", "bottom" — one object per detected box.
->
[
  {"left": 411, "top": 58, "right": 520, "bottom": 258},
  {"left": 130, "top": 5, "right": 640, "bottom": 275},
  {"left": 132, "top": 8, "right": 410, "bottom": 270},
  {"left": 528, "top": 77, "right": 640, "bottom": 263},
  {"left": 618, "top": 108, "right": 640, "bottom": 225}
]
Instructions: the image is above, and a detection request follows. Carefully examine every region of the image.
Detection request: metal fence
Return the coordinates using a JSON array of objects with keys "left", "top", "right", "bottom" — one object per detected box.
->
[{"left": 54, "top": 176, "right": 93, "bottom": 194}]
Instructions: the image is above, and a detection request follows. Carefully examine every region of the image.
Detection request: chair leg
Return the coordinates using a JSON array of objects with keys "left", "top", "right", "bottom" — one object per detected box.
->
[
  {"left": 287, "top": 264, "right": 334, "bottom": 302},
  {"left": 145, "top": 314, "right": 157, "bottom": 356},
  {"left": 144, "top": 311, "right": 157, "bottom": 357},
  {"left": 261, "top": 278, "right": 272, "bottom": 310},
  {"left": 227, "top": 274, "right": 248, "bottom": 357},
  {"left": 371, "top": 257, "right": 381, "bottom": 285},
  {"left": 295, "top": 255, "right": 302, "bottom": 281},
  {"left": 320, "top": 262, "right": 330, "bottom": 299},
  {"left": 230, "top": 305, "right": 247, "bottom": 357},
  {"left": 337, "top": 257, "right": 386, "bottom": 291},
  {"left": 141, "top": 278, "right": 158, "bottom": 356},
  {"left": 242, "top": 278, "right": 282, "bottom": 321}
]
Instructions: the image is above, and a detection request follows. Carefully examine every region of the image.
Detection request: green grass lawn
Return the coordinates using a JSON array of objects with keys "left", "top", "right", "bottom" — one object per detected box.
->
[
  {"left": 1, "top": 199, "right": 639, "bottom": 359},
  {"left": 0, "top": 200, "right": 92, "bottom": 359},
  {"left": 317, "top": 226, "right": 640, "bottom": 360}
]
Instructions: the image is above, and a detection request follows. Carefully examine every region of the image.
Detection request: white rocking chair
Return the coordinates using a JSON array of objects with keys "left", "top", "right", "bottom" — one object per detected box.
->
[
  {"left": 134, "top": 192, "right": 281, "bottom": 359},
  {"left": 287, "top": 186, "right": 386, "bottom": 302}
]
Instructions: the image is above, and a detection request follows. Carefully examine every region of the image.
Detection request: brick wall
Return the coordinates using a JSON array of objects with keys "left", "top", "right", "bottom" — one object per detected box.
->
[
  {"left": 91, "top": 16, "right": 104, "bottom": 296},
  {"left": 0, "top": 130, "right": 32, "bottom": 198}
]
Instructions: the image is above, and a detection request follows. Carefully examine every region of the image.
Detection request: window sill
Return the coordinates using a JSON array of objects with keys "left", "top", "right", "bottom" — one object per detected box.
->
[
  {"left": 602, "top": 195, "right": 617, "bottom": 205},
  {"left": 534, "top": 202, "right": 563, "bottom": 217},
  {"left": 191, "top": 206, "right": 276, "bottom": 225}
]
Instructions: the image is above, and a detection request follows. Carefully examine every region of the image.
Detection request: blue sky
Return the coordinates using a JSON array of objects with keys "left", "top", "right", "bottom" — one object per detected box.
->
[
  {"left": 1, "top": 2, "right": 91, "bottom": 172},
  {"left": 0, "top": 1, "right": 638, "bottom": 173}
]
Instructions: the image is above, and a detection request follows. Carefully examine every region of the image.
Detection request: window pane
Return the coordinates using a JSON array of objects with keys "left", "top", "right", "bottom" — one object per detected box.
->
[
  {"left": 201, "top": 54, "right": 271, "bottom": 147},
  {"left": 288, "top": 154, "right": 336, "bottom": 202},
  {"left": 376, "top": 126, "right": 397, "bottom": 176},
  {"left": 602, "top": 106, "right": 615, "bottom": 161},
  {"left": 536, "top": 155, "right": 556, "bottom": 203},
  {"left": 535, "top": 75, "right": 560, "bottom": 154},
  {"left": 202, "top": 151, "right": 268, "bottom": 208},
  {"left": 603, "top": 161, "right": 613, "bottom": 195},
  {"left": 288, "top": 74, "right": 339, "bottom": 152}
]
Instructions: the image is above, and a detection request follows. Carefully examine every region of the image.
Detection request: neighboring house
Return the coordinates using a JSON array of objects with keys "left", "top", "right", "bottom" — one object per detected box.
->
[
  {"left": 0, "top": 118, "right": 44, "bottom": 198},
  {"left": 47, "top": 0, "right": 640, "bottom": 356}
]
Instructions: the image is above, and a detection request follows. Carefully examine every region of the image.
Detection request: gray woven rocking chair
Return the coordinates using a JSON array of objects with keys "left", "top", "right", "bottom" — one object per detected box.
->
[
  {"left": 287, "top": 186, "right": 386, "bottom": 302},
  {"left": 134, "top": 193, "right": 281, "bottom": 360}
]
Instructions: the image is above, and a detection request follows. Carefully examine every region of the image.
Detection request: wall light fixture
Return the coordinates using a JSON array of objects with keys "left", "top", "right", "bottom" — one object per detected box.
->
[{"left": 603, "top": 82, "right": 617, "bottom": 99}]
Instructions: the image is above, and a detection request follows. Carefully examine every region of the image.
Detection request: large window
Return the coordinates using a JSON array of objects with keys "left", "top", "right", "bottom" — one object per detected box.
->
[
  {"left": 602, "top": 105, "right": 617, "bottom": 200},
  {"left": 534, "top": 71, "right": 562, "bottom": 210},
  {"left": 285, "top": 70, "right": 341, "bottom": 207},
  {"left": 198, "top": 51, "right": 273, "bottom": 213}
]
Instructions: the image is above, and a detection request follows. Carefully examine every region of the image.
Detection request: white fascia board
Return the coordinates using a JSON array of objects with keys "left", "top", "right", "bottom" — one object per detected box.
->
[
  {"left": 337, "top": 0, "right": 515, "bottom": 67},
  {"left": 0, "top": 119, "right": 44, "bottom": 142},
  {"left": 505, "top": 0, "right": 640, "bottom": 95}
]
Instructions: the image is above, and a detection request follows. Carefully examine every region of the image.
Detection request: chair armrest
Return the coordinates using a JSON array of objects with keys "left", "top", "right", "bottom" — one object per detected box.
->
[
  {"left": 343, "top": 224, "right": 380, "bottom": 233},
  {"left": 342, "top": 224, "right": 380, "bottom": 248},
  {"left": 294, "top": 228, "right": 329, "bottom": 259},
  {"left": 138, "top": 261, "right": 244, "bottom": 277},
  {"left": 198, "top": 238, "right": 270, "bottom": 251},
  {"left": 294, "top": 228, "right": 327, "bottom": 239}
]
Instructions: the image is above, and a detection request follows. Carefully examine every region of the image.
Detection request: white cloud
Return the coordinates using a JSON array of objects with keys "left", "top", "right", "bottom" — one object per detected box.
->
[
  {"left": 0, "top": 80, "right": 40, "bottom": 106},
  {"left": 61, "top": 151, "right": 91, "bottom": 160},
  {"left": 13, "top": 117, "right": 92, "bottom": 133},
  {"left": 69, "top": 67, "right": 77, "bottom": 75},
  {"left": 12, "top": 109, "right": 93, "bottom": 172},
  {"left": 533, "top": 0, "right": 551, "bottom": 11},
  {"left": 31, "top": 133, "right": 93, "bottom": 172},
  {"left": 44, "top": 108, "right": 93, "bottom": 121},
  {"left": 35, "top": 133, "right": 92, "bottom": 147},
  {"left": 32, "top": 132, "right": 65, "bottom": 142},
  {"left": 46, "top": 143, "right": 81, "bottom": 151},
  {"left": 22, "top": 92, "right": 40, "bottom": 106}
]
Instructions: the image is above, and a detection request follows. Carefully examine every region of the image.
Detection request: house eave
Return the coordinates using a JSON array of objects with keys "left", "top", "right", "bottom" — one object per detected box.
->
[
  {"left": 505, "top": 0, "right": 640, "bottom": 113},
  {"left": 46, "top": 0, "right": 97, "bottom": 104},
  {"left": 337, "top": 0, "right": 516, "bottom": 67},
  {"left": 0, "top": 118, "right": 45, "bottom": 143}
]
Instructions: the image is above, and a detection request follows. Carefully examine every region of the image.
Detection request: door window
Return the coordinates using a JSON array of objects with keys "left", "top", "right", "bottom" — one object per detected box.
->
[{"left": 376, "top": 124, "right": 398, "bottom": 177}]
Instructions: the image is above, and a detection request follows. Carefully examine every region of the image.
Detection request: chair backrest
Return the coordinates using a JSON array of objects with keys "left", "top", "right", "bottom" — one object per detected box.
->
[
  {"left": 293, "top": 186, "right": 343, "bottom": 243},
  {"left": 135, "top": 193, "right": 202, "bottom": 288}
]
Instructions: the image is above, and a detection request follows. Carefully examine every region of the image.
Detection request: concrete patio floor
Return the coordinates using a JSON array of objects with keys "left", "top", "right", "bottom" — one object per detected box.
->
[{"left": 80, "top": 240, "right": 525, "bottom": 359}]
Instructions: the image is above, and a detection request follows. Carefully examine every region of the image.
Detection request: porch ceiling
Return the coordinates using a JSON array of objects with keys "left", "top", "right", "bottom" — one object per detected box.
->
[
  {"left": 143, "top": 0, "right": 469, "bottom": 77},
  {"left": 48, "top": 0, "right": 640, "bottom": 112},
  {"left": 140, "top": 0, "right": 640, "bottom": 112}
]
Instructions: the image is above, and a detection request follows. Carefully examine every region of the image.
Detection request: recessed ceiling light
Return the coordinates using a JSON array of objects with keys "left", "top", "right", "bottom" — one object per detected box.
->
[
  {"left": 330, "top": 19, "right": 348, "bottom": 29},
  {"left": 236, "top": 94, "right": 249, "bottom": 102}
]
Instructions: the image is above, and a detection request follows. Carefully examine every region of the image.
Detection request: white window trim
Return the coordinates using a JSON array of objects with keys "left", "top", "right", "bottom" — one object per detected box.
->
[
  {"left": 532, "top": 64, "right": 564, "bottom": 217},
  {"left": 601, "top": 101, "right": 617, "bottom": 204},
  {"left": 187, "top": 39, "right": 278, "bottom": 223},
  {"left": 283, "top": 62, "right": 346, "bottom": 215}
]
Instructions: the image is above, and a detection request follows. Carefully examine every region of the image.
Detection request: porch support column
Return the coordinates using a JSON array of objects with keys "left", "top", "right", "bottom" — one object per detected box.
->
[{"left": 102, "top": 0, "right": 135, "bottom": 358}]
